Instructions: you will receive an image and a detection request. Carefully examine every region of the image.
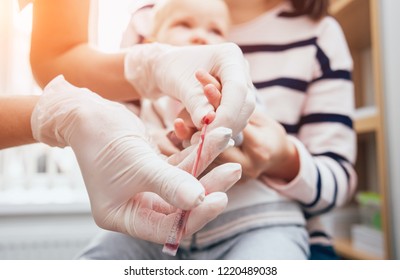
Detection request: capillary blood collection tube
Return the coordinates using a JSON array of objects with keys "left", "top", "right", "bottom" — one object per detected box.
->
[{"left": 162, "top": 114, "right": 213, "bottom": 256}]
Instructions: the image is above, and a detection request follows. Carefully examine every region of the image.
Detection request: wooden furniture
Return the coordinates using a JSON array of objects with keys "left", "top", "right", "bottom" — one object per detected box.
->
[{"left": 330, "top": 0, "right": 391, "bottom": 259}]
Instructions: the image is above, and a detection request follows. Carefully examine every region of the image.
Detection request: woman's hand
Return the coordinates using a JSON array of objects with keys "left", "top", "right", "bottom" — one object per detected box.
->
[{"left": 219, "top": 108, "right": 300, "bottom": 181}]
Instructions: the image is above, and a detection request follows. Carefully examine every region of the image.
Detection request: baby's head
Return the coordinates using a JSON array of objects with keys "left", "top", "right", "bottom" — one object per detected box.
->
[{"left": 150, "top": 0, "right": 230, "bottom": 45}]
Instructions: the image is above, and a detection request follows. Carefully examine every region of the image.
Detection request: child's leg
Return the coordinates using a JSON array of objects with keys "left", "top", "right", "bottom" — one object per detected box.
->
[
  {"left": 76, "top": 229, "right": 174, "bottom": 260},
  {"left": 222, "top": 225, "right": 309, "bottom": 260}
]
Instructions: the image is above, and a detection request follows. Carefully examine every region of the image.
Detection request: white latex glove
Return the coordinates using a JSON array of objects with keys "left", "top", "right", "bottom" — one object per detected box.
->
[
  {"left": 31, "top": 76, "right": 242, "bottom": 244},
  {"left": 124, "top": 43, "right": 256, "bottom": 136}
]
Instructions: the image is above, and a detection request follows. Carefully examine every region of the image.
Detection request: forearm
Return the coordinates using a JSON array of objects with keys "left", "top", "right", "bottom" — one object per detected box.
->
[
  {"left": 31, "top": 44, "right": 138, "bottom": 101},
  {"left": 260, "top": 136, "right": 357, "bottom": 216},
  {"left": 30, "top": 0, "right": 139, "bottom": 101},
  {"left": 264, "top": 136, "right": 300, "bottom": 182},
  {"left": 0, "top": 96, "right": 39, "bottom": 149}
]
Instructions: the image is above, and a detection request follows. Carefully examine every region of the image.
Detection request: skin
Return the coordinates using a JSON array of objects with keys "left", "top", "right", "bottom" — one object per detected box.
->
[
  {"left": 30, "top": 0, "right": 137, "bottom": 101},
  {"left": 0, "top": 96, "right": 39, "bottom": 149},
  {"left": 151, "top": 0, "right": 230, "bottom": 45}
]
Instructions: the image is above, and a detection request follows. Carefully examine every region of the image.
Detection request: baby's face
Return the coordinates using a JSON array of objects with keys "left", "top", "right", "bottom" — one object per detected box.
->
[{"left": 154, "top": 0, "right": 230, "bottom": 46}]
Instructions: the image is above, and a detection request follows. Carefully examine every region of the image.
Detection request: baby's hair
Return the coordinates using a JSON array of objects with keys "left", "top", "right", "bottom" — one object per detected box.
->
[
  {"left": 151, "top": 0, "right": 171, "bottom": 36},
  {"left": 151, "top": 0, "right": 228, "bottom": 39},
  {"left": 286, "top": 0, "right": 329, "bottom": 21}
]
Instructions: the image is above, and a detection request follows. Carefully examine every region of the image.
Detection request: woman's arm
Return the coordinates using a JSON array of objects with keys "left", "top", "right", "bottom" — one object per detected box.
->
[
  {"left": 0, "top": 96, "right": 39, "bottom": 149},
  {"left": 30, "top": 0, "right": 138, "bottom": 101},
  {"left": 261, "top": 18, "right": 357, "bottom": 216},
  {"left": 31, "top": 0, "right": 255, "bottom": 134}
]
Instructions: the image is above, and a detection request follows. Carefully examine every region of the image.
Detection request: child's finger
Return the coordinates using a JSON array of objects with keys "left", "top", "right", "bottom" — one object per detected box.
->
[
  {"left": 176, "top": 127, "right": 233, "bottom": 175},
  {"left": 204, "top": 84, "right": 222, "bottom": 109},
  {"left": 174, "top": 118, "right": 195, "bottom": 141},
  {"left": 195, "top": 69, "right": 222, "bottom": 91}
]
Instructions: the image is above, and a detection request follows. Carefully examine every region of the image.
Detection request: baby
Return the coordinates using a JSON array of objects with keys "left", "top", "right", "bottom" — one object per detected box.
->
[
  {"left": 122, "top": 0, "right": 231, "bottom": 155},
  {"left": 148, "top": 0, "right": 229, "bottom": 45},
  {"left": 122, "top": 0, "right": 229, "bottom": 46},
  {"left": 79, "top": 0, "right": 312, "bottom": 260},
  {"left": 79, "top": 0, "right": 343, "bottom": 260}
]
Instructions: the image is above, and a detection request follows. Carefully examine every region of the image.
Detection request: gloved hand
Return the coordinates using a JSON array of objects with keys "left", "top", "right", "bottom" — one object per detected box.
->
[
  {"left": 31, "top": 76, "right": 242, "bottom": 244},
  {"left": 124, "top": 42, "right": 256, "bottom": 136}
]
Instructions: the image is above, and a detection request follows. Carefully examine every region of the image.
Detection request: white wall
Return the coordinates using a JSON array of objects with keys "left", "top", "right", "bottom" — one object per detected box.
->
[
  {"left": 0, "top": 211, "right": 99, "bottom": 259},
  {"left": 378, "top": 0, "right": 400, "bottom": 259}
]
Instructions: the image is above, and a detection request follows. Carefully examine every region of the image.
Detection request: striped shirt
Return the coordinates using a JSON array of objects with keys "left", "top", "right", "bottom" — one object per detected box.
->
[{"left": 226, "top": 1, "right": 357, "bottom": 218}]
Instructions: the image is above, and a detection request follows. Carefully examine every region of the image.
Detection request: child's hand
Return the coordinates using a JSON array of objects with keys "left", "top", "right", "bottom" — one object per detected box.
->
[
  {"left": 192, "top": 71, "right": 300, "bottom": 181},
  {"left": 124, "top": 43, "right": 255, "bottom": 135},
  {"left": 172, "top": 70, "right": 223, "bottom": 143}
]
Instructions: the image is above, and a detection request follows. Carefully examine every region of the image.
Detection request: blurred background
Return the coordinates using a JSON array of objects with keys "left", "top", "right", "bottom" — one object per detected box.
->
[
  {"left": 0, "top": 0, "right": 399, "bottom": 259},
  {"left": 0, "top": 0, "right": 136, "bottom": 259}
]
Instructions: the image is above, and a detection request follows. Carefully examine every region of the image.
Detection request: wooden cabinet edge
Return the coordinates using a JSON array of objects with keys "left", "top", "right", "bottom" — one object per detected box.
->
[
  {"left": 330, "top": 0, "right": 371, "bottom": 50},
  {"left": 354, "top": 107, "right": 379, "bottom": 134},
  {"left": 330, "top": 0, "right": 355, "bottom": 16},
  {"left": 334, "top": 238, "right": 384, "bottom": 260}
]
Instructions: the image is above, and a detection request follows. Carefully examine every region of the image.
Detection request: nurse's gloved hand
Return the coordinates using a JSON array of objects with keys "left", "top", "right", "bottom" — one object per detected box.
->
[
  {"left": 31, "top": 76, "right": 241, "bottom": 244},
  {"left": 124, "top": 43, "right": 256, "bottom": 137}
]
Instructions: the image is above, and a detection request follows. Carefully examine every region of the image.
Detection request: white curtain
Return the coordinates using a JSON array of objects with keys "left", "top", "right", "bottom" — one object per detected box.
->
[
  {"left": 0, "top": 0, "right": 133, "bottom": 94},
  {"left": 0, "top": 0, "right": 39, "bottom": 96},
  {"left": 93, "top": 0, "right": 134, "bottom": 52}
]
